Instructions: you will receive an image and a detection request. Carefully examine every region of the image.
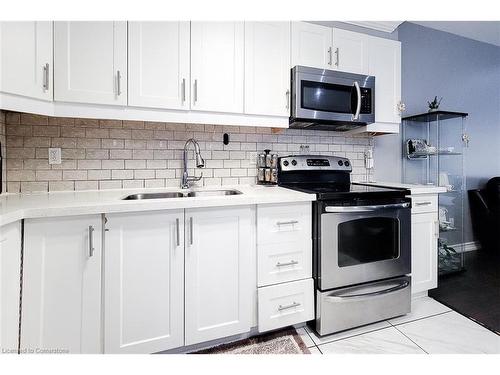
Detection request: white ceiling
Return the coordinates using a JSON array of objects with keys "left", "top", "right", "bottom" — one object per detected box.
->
[{"left": 411, "top": 21, "right": 500, "bottom": 47}]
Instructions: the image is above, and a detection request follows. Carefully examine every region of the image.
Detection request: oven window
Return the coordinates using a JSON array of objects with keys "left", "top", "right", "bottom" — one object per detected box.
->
[
  {"left": 338, "top": 218, "right": 399, "bottom": 267},
  {"left": 301, "top": 80, "right": 356, "bottom": 113}
]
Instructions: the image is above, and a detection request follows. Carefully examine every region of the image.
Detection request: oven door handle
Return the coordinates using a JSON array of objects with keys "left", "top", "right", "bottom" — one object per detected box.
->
[
  {"left": 325, "top": 202, "right": 410, "bottom": 213},
  {"left": 326, "top": 280, "right": 410, "bottom": 302}
]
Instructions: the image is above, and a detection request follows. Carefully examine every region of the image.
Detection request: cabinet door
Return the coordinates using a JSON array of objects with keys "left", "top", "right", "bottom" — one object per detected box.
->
[
  {"left": 128, "top": 21, "right": 190, "bottom": 110},
  {"left": 366, "top": 36, "right": 401, "bottom": 123},
  {"left": 291, "top": 22, "right": 333, "bottom": 69},
  {"left": 190, "top": 22, "right": 244, "bottom": 113},
  {"left": 0, "top": 221, "right": 21, "bottom": 353},
  {"left": 0, "top": 21, "right": 53, "bottom": 100},
  {"left": 244, "top": 22, "right": 290, "bottom": 117},
  {"left": 332, "top": 28, "right": 368, "bottom": 74},
  {"left": 21, "top": 215, "right": 102, "bottom": 354},
  {"left": 411, "top": 212, "right": 439, "bottom": 294},
  {"left": 54, "top": 21, "right": 127, "bottom": 105},
  {"left": 104, "top": 210, "right": 184, "bottom": 353},
  {"left": 185, "top": 206, "right": 255, "bottom": 345}
]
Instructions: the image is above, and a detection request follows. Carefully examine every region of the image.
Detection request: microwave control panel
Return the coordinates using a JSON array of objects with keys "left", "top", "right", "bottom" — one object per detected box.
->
[{"left": 360, "top": 88, "right": 372, "bottom": 114}]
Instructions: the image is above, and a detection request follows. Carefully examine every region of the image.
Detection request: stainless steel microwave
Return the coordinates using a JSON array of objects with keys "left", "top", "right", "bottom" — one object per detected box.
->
[{"left": 289, "top": 66, "right": 375, "bottom": 131}]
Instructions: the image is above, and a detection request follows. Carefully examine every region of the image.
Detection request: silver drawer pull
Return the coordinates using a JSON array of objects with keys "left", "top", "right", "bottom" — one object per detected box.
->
[
  {"left": 276, "top": 220, "right": 298, "bottom": 226},
  {"left": 276, "top": 260, "right": 299, "bottom": 267},
  {"left": 88, "top": 225, "right": 95, "bottom": 258},
  {"left": 43, "top": 63, "right": 49, "bottom": 91},
  {"left": 278, "top": 302, "right": 301, "bottom": 311},
  {"left": 415, "top": 201, "right": 432, "bottom": 206}
]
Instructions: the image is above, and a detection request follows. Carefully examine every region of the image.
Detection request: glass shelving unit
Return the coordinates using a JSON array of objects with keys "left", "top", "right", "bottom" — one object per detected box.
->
[{"left": 402, "top": 111, "right": 468, "bottom": 276}]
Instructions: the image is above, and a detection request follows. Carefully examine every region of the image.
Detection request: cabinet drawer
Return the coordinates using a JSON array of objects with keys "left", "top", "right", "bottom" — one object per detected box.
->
[
  {"left": 411, "top": 195, "right": 438, "bottom": 214},
  {"left": 258, "top": 242, "right": 311, "bottom": 287},
  {"left": 258, "top": 278, "right": 314, "bottom": 332},
  {"left": 257, "top": 203, "right": 311, "bottom": 245}
]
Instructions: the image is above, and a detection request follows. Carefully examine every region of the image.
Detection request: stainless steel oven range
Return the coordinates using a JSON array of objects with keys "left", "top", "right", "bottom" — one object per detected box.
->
[{"left": 278, "top": 155, "right": 412, "bottom": 336}]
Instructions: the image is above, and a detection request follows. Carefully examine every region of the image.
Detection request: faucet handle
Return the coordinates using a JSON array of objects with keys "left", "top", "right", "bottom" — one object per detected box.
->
[{"left": 188, "top": 173, "right": 203, "bottom": 182}]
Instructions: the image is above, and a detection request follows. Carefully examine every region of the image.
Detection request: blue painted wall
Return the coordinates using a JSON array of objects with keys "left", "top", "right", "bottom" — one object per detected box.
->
[{"left": 374, "top": 22, "right": 500, "bottom": 244}]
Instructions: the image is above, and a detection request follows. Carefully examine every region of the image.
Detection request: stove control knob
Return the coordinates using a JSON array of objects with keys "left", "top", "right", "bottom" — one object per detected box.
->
[
  {"left": 291, "top": 160, "right": 297, "bottom": 166},
  {"left": 283, "top": 160, "right": 289, "bottom": 166},
  {"left": 337, "top": 160, "right": 343, "bottom": 166},
  {"left": 344, "top": 161, "right": 350, "bottom": 167}
]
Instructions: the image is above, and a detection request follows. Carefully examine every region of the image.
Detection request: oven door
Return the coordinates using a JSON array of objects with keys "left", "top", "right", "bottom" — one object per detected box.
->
[
  {"left": 319, "top": 201, "right": 411, "bottom": 290},
  {"left": 292, "top": 67, "right": 375, "bottom": 124}
]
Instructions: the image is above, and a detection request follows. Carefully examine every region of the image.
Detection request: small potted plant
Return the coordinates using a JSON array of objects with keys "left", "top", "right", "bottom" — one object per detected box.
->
[{"left": 427, "top": 96, "right": 443, "bottom": 112}]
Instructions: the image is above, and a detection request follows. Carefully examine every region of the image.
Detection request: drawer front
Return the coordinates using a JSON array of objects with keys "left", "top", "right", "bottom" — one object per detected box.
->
[
  {"left": 257, "top": 203, "right": 312, "bottom": 245},
  {"left": 258, "top": 242, "right": 311, "bottom": 287},
  {"left": 411, "top": 195, "right": 438, "bottom": 214},
  {"left": 258, "top": 278, "right": 314, "bottom": 332}
]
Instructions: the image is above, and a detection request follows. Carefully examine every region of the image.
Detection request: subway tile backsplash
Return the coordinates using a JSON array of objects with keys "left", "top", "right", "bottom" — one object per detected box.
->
[{"left": 0, "top": 111, "right": 374, "bottom": 193}]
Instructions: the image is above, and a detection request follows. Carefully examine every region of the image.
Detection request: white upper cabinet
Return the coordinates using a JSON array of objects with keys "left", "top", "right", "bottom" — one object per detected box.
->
[
  {"left": 244, "top": 22, "right": 290, "bottom": 116},
  {"left": 0, "top": 22, "right": 53, "bottom": 101},
  {"left": 190, "top": 22, "right": 244, "bottom": 113},
  {"left": 332, "top": 28, "right": 368, "bottom": 74},
  {"left": 21, "top": 216, "right": 102, "bottom": 354},
  {"left": 0, "top": 221, "right": 21, "bottom": 353},
  {"left": 104, "top": 211, "right": 184, "bottom": 354},
  {"left": 365, "top": 35, "right": 402, "bottom": 124},
  {"left": 291, "top": 22, "right": 333, "bottom": 70},
  {"left": 54, "top": 21, "right": 127, "bottom": 106},
  {"left": 128, "top": 22, "right": 190, "bottom": 110},
  {"left": 184, "top": 206, "right": 255, "bottom": 346}
]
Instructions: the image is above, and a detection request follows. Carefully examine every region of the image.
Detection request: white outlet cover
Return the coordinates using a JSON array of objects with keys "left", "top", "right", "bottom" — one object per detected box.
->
[{"left": 48, "top": 148, "right": 62, "bottom": 165}]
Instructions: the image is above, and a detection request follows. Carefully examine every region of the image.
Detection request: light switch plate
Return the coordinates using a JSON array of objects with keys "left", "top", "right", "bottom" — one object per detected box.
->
[{"left": 48, "top": 148, "right": 62, "bottom": 165}]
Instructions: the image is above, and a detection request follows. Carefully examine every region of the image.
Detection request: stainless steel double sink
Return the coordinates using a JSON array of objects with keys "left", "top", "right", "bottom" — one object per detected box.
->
[{"left": 121, "top": 189, "right": 242, "bottom": 200}]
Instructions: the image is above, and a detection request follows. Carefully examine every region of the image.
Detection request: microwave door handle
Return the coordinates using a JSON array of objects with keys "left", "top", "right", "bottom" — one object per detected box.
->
[
  {"left": 324, "top": 202, "right": 410, "bottom": 213},
  {"left": 352, "top": 81, "right": 361, "bottom": 120}
]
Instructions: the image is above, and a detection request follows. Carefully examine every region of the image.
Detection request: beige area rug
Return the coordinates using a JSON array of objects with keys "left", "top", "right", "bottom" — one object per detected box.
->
[{"left": 192, "top": 328, "right": 311, "bottom": 354}]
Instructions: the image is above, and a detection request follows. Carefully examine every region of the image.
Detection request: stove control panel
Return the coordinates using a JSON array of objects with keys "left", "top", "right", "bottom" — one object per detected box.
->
[{"left": 279, "top": 155, "right": 352, "bottom": 172}]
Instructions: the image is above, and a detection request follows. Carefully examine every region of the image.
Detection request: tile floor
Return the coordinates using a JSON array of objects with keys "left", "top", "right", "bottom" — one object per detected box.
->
[{"left": 297, "top": 296, "right": 500, "bottom": 354}]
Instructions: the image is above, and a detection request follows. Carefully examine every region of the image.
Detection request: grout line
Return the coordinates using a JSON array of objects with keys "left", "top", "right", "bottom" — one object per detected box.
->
[
  {"left": 316, "top": 344, "right": 323, "bottom": 354},
  {"left": 311, "top": 322, "right": 393, "bottom": 347},
  {"left": 392, "top": 325, "right": 429, "bottom": 354},
  {"left": 388, "top": 310, "right": 453, "bottom": 327}
]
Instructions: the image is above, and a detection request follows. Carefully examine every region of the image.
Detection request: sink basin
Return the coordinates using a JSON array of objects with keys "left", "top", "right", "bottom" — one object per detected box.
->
[
  {"left": 187, "top": 189, "right": 242, "bottom": 197},
  {"left": 122, "top": 192, "right": 185, "bottom": 200},
  {"left": 121, "top": 189, "right": 242, "bottom": 200}
]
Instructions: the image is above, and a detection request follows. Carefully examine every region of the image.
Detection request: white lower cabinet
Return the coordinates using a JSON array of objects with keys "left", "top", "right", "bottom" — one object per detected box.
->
[
  {"left": 411, "top": 211, "right": 439, "bottom": 294},
  {"left": 0, "top": 221, "right": 22, "bottom": 353},
  {"left": 104, "top": 210, "right": 184, "bottom": 354},
  {"left": 258, "top": 278, "right": 314, "bottom": 333},
  {"left": 21, "top": 215, "right": 102, "bottom": 354},
  {"left": 184, "top": 206, "right": 255, "bottom": 346}
]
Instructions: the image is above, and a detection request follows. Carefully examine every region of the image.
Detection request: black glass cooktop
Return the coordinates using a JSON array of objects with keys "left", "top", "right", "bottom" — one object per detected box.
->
[{"left": 279, "top": 182, "right": 409, "bottom": 201}]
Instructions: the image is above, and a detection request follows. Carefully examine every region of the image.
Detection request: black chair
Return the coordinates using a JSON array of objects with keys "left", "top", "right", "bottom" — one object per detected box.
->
[{"left": 468, "top": 177, "right": 500, "bottom": 252}]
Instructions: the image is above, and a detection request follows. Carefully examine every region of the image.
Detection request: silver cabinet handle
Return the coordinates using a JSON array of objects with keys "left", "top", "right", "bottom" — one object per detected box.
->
[
  {"left": 277, "top": 220, "right": 298, "bottom": 226},
  {"left": 193, "top": 79, "right": 198, "bottom": 104},
  {"left": 88, "top": 225, "right": 95, "bottom": 258},
  {"left": 435, "top": 221, "right": 440, "bottom": 238},
  {"left": 325, "top": 202, "right": 410, "bottom": 213},
  {"left": 176, "top": 218, "right": 180, "bottom": 246},
  {"left": 278, "top": 302, "right": 301, "bottom": 311},
  {"left": 182, "top": 78, "right": 186, "bottom": 103},
  {"left": 42, "top": 63, "right": 49, "bottom": 91},
  {"left": 328, "top": 47, "right": 332, "bottom": 66},
  {"left": 415, "top": 201, "right": 432, "bottom": 206},
  {"left": 189, "top": 217, "right": 193, "bottom": 245},
  {"left": 352, "top": 81, "right": 361, "bottom": 121},
  {"left": 276, "top": 260, "right": 299, "bottom": 267},
  {"left": 285, "top": 89, "right": 290, "bottom": 110},
  {"left": 116, "top": 70, "right": 122, "bottom": 96},
  {"left": 334, "top": 47, "right": 339, "bottom": 67}
]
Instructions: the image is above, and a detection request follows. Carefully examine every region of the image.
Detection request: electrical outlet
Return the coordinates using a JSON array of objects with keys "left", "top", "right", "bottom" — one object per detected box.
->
[{"left": 48, "top": 148, "right": 62, "bottom": 165}]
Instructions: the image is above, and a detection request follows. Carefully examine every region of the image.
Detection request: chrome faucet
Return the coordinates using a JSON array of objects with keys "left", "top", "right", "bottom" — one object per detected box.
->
[{"left": 181, "top": 139, "right": 205, "bottom": 189}]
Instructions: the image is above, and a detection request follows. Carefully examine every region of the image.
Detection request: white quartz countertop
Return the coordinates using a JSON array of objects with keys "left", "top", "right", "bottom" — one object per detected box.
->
[
  {"left": 354, "top": 181, "right": 448, "bottom": 195},
  {"left": 0, "top": 185, "right": 316, "bottom": 227}
]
